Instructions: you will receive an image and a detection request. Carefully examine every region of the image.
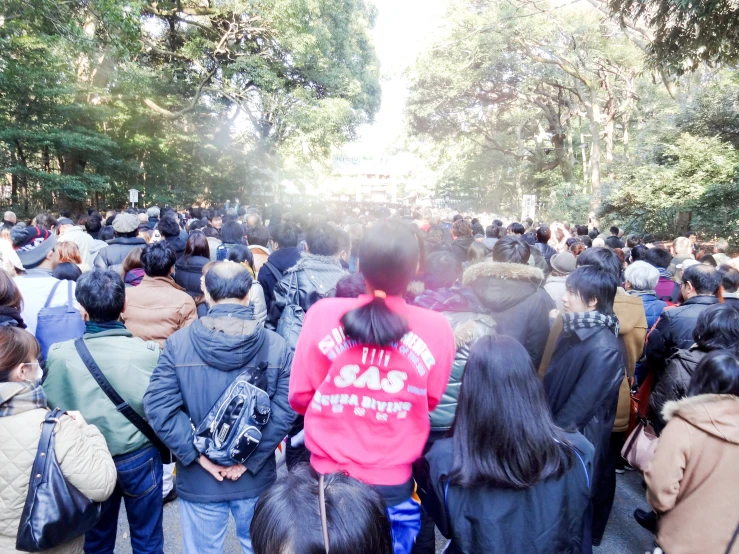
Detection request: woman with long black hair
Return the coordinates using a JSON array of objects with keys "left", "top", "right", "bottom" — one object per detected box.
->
[
  {"left": 420, "top": 335, "right": 593, "bottom": 554},
  {"left": 289, "top": 220, "right": 455, "bottom": 554}
]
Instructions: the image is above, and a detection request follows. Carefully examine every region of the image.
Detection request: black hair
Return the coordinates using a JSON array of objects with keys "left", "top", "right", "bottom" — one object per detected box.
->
[
  {"left": 306, "top": 223, "right": 340, "bottom": 256},
  {"left": 522, "top": 232, "right": 536, "bottom": 246},
  {"left": 566, "top": 265, "right": 618, "bottom": 315},
  {"left": 610, "top": 226, "right": 619, "bottom": 236},
  {"left": 699, "top": 254, "right": 717, "bottom": 267},
  {"left": 576, "top": 246, "right": 622, "bottom": 280},
  {"left": 35, "top": 212, "right": 58, "bottom": 230},
  {"left": 687, "top": 350, "right": 739, "bottom": 398},
  {"left": 682, "top": 264, "right": 722, "bottom": 296},
  {"left": 158, "top": 215, "right": 181, "bottom": 238},
  {"left": 565, "top": 237, "right": 578, "bottom": 249},
  {"left": 536, "top": 226, "right": 551, "bottom": 243},
  {"left": 226, "top": 244, "right": 255, "bottom": 274},
  {"left": 492, "top": 236, "right": 530, "bottom": 264},
  {"left": 626, "top": 234, "right": 641, "bottom": 248},
  {"left": 508, "top": 222, "right": 525, "bottom": 235},
  {"left": 220, "top": 221, "right": 246, "bottom": 245},
  {"left": 579, "top": 236, "right": 592, "bottom": 248},
  {"left": 75, "top": 269, "right": 126, "bottom": 322},
  {"left": 450, "top": 335, "right": 574, "bottom": 488},
  {"left": 183, "top": 232, "right": 210, "bottom": 260},
  {"left": 251, "top": 466, "right": 393, "bottom": 554},
  {"left": 718, "top": 264, "right": 739, "bottom": 294},
  {"left": 246, "top": 225, "right": 271, "bottom": 248},
  {"left": 85, "top": 215, "right": 102, "bottom": 234},
  {"left": 189, "top": 219, "right": 206, "bottom": 233},
  {"left": 424, "top": 251, "right": 462, "bottom": 291},
  {"left": 576, "top": 225, "right": 588, "bottom": 236},
  {"left": 453, "top": 219, "right": 473, "bottom": 238},
  {"left": 341, "top": 221, "right": 418, "bottom": 346},
  {"left": 52, "top": 262, "right": 82, "bottom": 282},
  {"left": 468, "top": 241, "right": 488, "bottom": 264},
  {"left": 644, "top": 247, "right": 672, "bottom": 269},
  {"left": 693, "top": 303, "right": 739, "bottom": 352},
  {"left": 604, "top": 236, "right": 623, "bottom": 249},
  {"left": 336, "top": 272, "right": 368, "bottom": 298},
  {"left": 630, "top": 244, "right": 648, "bottom": 263},
  {"left": 204, "top": 262, "right": 254, "bottom": 301},
  {"left": 99, "top": 225, "right": 115, "bottom": 242},
  {"left": 492, "top": 219, "right": 503, "bottom": 227},
  {"left": 141, "top": 241, "right": 177, "bottom": 277},
  {"left": 335, "top": 227, "right": 351, "bottom": 254},
  {"left": 453, "top": 214, "right": 463, "bottom": 222},
  {"left": 273, "top": 223, "right": 299, "bottom": 249},
  {"left": 485, "top": 225, "right": 496, "bottom": 238}
]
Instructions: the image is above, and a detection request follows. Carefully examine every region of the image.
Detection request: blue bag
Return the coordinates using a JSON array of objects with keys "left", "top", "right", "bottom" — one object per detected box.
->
[{"left": 36, "top": 280, "right": 85, "bottom": 360}]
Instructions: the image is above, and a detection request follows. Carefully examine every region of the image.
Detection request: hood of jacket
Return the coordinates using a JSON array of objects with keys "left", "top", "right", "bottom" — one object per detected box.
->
[
  {"left": 268, "top": 247, "right": 302, "bottom": 273},
  {"left": 288, "top": 252, "right": 343, "bottom": 274},
  {"left": 614, "top": 288, "right": 646, "bottom": 335},
  {"left": 462, "top": 261, "right": 545, "bottom": 312},
  {"left": 663, "top": 394, "right": 739, "bottom": 444},
  {"left": 191, "top": 304, "right": 265, "bottom": 371}
]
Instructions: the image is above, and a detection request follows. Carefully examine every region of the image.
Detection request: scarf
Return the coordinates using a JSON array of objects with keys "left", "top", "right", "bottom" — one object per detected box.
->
[
  {"left": 657, "top": 267, "right": 673, "bottom": 280},
  {"left": 562, "top": 311, "right": 620, "bottom": 337},
  {"left": 627, "top": 289, "right": 657, "bottom": 298},
  {"left": 124, "top": 268, "right": 145, "bottom": 287},
  {"left": 0, "top": 306, "right": 26, "bottom": 329},
  {"left": 0, "top": 381, "right": 47, "bottom": 417},
  {"left": 85, "top": 320, "right": 126, "bottom": 334}
]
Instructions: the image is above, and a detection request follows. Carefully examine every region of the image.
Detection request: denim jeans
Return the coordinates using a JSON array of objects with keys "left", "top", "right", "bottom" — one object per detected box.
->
[
  {"left": 84, "top": 446, "right": 164, "bottom": 554},
  {"left": 180, "top": 496, "right": 259, "bottom": 554}
]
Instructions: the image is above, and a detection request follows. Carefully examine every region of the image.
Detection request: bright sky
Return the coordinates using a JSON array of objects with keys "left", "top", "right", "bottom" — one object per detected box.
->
[{"left": 347, "top": 0, "right": 448, "bottom": 155}]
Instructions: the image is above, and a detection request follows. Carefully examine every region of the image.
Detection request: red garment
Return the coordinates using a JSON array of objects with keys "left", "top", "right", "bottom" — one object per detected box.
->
[{"left": 289, "top": 294, "right": 455, "bottom": 486}]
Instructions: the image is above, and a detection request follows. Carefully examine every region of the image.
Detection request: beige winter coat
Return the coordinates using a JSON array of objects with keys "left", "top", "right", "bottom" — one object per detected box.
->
[
  {"left": 645, "top": 394, "right": 739, "bottom": 554},
  {"left": 0, "top": 407, "right": 117, "bottom": 553}
]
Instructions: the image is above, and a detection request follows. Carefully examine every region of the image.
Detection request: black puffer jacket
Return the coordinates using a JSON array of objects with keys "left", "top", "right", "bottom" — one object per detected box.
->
[
  {"left": 174, "top": 255, "right": 210, "bottom": 317},
  {"left": 645, "top": 296, "right": 719, "bottom": 374},
  {"left": 451, "top": 237, "right": 475, "bottom": 264},
  {"left": 649, "top": 347, "right": 706, "bottom": 434},
  {"left": 266, "top": 253, "right": 346, "bottom": 330},
  {"left": 543, "top": 323, "right": 624, "bottom": 494},
  {"left": 462, "top": 261, "right": 555, "bottom": 367},
  {"left": 164, "top": 235, "right": 187, "bottom": 259},
  {"left": 93, "top": 236, "right": 147, "bottom": 275}
]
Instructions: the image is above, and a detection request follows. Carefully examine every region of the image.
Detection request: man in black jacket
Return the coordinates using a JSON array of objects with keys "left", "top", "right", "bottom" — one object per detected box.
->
[
  {"left": 644, "top": 264, "right": 721, "bottom": 375},
  {"left": 450, "top": 219, "right": 475, "bottom": 264},
  {"left": 93, "top": 213, "right": 147, "bottom": 274},
  {"left": 144, "top": 262, "right": 294, "bottom": 552},
  {"left": 257, "top": 223, "right": 302, "bottom": 312}
]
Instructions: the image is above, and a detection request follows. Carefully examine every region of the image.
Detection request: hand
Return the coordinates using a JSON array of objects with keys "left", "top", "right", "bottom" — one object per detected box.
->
[
  {"left": 198, "top": 456, "right": 229, "bottom": 482},
  {"left": 221, "top": 464, "right": 247, "bottom": 481},
  {"left": 66, "top": 411, "right": 87, "bottom": 428}
]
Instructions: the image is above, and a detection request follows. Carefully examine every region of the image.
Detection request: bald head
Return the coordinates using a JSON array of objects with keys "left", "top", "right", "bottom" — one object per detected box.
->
[
  {"left": 204, "top": 261, "right": 254, "bottom": 303},
  {"left": 4, "top": 211, "right": 16, "bottom": 224}
]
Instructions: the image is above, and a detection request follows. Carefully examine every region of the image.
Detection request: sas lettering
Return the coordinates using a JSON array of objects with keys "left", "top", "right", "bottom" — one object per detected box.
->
[{"left": 334, "top": 365, "right": 408, "bottom": 394}]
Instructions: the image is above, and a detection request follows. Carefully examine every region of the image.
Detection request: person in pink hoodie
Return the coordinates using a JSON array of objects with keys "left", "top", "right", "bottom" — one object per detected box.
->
[{"left": 289, "top": 220, "right": 455, "bottom": 554}]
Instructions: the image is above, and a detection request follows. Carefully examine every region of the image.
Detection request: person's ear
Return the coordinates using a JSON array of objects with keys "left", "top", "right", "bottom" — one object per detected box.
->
[
  {"left": 587, "top": 297, "right": 598, "bottom": 310},
  {"left": 78, "top": 305, "right": 90, "bottom": 322}
]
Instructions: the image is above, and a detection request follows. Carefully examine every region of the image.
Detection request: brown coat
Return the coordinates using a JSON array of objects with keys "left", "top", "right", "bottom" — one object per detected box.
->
[
  {"left": 646, "top": 394, "right": 739, "bottom": 554},
  {"left": 538, "top": 289, "right": 647, "bottom": 432},
  {"left": 122, "top": 275, "right": 197, "bottom": 347}
]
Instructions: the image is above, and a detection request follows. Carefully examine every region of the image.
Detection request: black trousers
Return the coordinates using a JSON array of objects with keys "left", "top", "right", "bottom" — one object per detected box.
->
[{"left": 592, "top": 431, "right": 626, "bottom": 542}]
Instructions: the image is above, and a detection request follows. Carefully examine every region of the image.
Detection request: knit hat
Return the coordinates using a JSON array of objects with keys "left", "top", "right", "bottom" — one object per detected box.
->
[
  {"left": 57, "top": 217, "right": 74, "bottom": 226},
  {"left": 550, "top": 251, "right": 577, "bottom": 274},
  {"left": 11, "top": 226, "right": 57, "bottom": 269},
  {"left": 112, "top": 213, "right": 138, "bottom": 234}
]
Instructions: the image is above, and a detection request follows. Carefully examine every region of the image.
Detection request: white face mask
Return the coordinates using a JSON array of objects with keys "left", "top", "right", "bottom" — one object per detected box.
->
[{"left": 21, "top": 362, "right": 43, "bottom": 384}]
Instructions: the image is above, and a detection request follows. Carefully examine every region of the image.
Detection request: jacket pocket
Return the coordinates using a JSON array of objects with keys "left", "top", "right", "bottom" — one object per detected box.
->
[{"left": 117, "top": 457, "right": 158, "bottom": 498}]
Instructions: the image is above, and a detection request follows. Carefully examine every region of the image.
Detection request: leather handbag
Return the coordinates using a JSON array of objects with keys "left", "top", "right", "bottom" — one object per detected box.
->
[
  {"left": 74, "top": 338, "right": 173, "bottom": 464},
  {"left": 16, "top": 409, "right": 102, "bottom": 552},
  {"left": 621, "top": 417, "right": 659, "bottom": 472},
  {"left": 193, "top": 362, "right": 271, "bottom": 466}
]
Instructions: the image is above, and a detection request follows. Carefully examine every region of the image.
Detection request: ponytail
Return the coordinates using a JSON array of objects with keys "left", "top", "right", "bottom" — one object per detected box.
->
[{"left": 341, "top": 292, "right": 409, "bottom": 346}]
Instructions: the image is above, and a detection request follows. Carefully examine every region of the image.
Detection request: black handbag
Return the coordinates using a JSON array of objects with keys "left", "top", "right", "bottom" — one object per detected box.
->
[
  {"left": 16, "top": 409, "right": 103, "bottom": 552},
  {"left": 74, "top": 338, "right": 173, "bottom": 464}
]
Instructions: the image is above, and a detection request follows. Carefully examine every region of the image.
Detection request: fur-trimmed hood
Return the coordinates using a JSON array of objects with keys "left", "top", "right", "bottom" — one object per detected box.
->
[
  {"left": 662, "top": 393, "right": 739, "bottom": 444},
  {"left": 462, "top": 261, "right": 545, "bottom": 312}
]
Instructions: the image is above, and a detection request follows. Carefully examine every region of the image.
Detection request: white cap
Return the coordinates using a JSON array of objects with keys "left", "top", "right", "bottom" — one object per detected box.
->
[{"left": 677, "top": 259, "right": 700, "bottom": 270}]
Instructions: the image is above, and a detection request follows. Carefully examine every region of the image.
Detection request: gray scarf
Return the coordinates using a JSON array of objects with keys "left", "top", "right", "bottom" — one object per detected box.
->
[
  {"left": 0, "top": 381, "right": 48, "bottom": 417},
  {"left": 562, "top": 311, "right": 620, "bottom": 337}
]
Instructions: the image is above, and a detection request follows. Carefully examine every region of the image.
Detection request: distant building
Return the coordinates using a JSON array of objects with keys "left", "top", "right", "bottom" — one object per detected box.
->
[{"left": 331, "top": 154, "right": 400, "bottom": 203}]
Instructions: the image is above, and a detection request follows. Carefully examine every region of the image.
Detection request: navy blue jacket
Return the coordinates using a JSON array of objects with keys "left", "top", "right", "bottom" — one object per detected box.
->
[
  {"left": 143, "top": 304, "right": 294, "bottom": 502},
  {"left": 257, "top": 247, "right": 301, "bottom": 313},
  {"left": 640, "top": 293, "right": 667, "bottom": 331}
]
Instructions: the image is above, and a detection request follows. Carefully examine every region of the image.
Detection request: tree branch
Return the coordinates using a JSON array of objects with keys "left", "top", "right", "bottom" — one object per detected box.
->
[{"left": 144, "top": 67, "right": 216, "bottom": 119}]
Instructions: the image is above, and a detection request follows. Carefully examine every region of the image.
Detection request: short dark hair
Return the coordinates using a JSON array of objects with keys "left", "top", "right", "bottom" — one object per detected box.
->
[
  {"left": 693, "top": 303, "right": 739, "bottom": 352},
  {"left": 85, "top": 215, "right": 102, "bottom": 234},
  {"left": 687, "top": 350, "right": 739, "bottom": 398},
  {"left": 508, "top": 222, "right": 525, "bottom": 235},
  {"left": 576, "top": 225, "right": 588, "bottom": 236},
  {"left": 99, "top": 225, "right": 115, "bottom": 242},
  {"left": 604, "top": 236, "right": 623, "bottom": 249},
  {"left": 644, "top": 247, "right": 673, "bottom": 269},
  {"left": 246, "top": 225, "right": 271, "bottom": 248},
  {"left": 75, "top": 269, "right": 126, "bottom": 322},
  {"left": 588, "top": 229, "right": 599, "bottom": 240},
  {"left": 610, "top": 226, "right": 619, "bottom": 236},
  {"left": 452, "top": 214, "right": 463, "bottom": 222},
  {"left": 718, "top": 264, "right": 739, "bottom": 294},
  {"left": 52, "top": 262, "right": 82, "bottom": 282},
  {"left": 626, "top": 234, "right": 641, "bottom": 248},
  {"left": 141, "top": 241, "right": 176, "bottom": 277},
  {"left": 35, "top": 212, "right": 58, "bottom": 230},
  {"left": 453, "top": 219, "right": 473, "bottom": 238},
  {"left": 204, "top": 261, "right": 254, "bottom": 301},
  {"left": 158, "top": 215, "right": 181, "bottom": 238},
  {"left": 577, "top": 246, "right": 622, "bottom": 280},
  {"left": 220, "top": 221, "right": 246, "bottom": 245},
  {"left": 423, "top": 252, "right": 462, "bottom": 291},
  {"left": 579, "top": 236, "right": 592, "bottom": 248},
  {"left": 566, "top": 265, "right": 618, "bottom": 315},
  {"left": 335, "top": 272, "right": 367, "bottom": 298},
  {"left": 250, "top": 466, "right": 393, "bottom": 554},
  {"left": 682, "top": 264, "right": 721, "bottom": 296},
  {"left": 306, "top": 224, "right": 340, "bottom": 256},
  {"left": 536, "top": 226, "right": 551, "bottom": 243},
  {"left": 273, "top": 223, "right": 299, "bottom": 249},
  {"left": 450, "top": 335, "right": 574, "bottom": 488},
  {"left": 629, "top": 244, "right": 648, "bottom": 263},
  {"left": 492, "top": 236, "right": 530, "bottom": 264},
  {"left": 492, "top": 219, "right": 503, "bottom": 227},
  {"left": 226, "top": 244, "right": 255, "bottom": 274},
  {"left": 485, "top": 225, "right": 496, "bottom": 238}
]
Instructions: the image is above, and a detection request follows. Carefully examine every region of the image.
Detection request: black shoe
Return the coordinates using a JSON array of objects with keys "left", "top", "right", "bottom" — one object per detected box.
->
[
  {"left": 592, "top": 538, "right": 602, "bottom": 547},
  {"left": 163, "top": 487, "right": 178, "bottom": 505},
  {"left": 633, "top": 508, "right": 657, "bottom": 533}
]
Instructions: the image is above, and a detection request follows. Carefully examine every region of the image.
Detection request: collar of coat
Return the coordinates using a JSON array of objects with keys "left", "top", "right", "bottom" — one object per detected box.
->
[
  {"left": 462, "top": 260, "right": 545, "bottom": 287},
  {"left": 290, "top": 252, "right": 343, "bottom": 272},
  {"left": 142, "top": 275, "right": 187, "bottom": 291},
  {"left": 662, "top": 393, "right": 737, "bottom": 422}
]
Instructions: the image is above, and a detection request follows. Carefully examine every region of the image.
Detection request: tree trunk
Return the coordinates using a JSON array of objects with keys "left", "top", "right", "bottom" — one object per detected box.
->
[
  {"left": 604, "top": 117, "right": 614, "bottom": 164},
  {"left": 622, "top": 112, "right": 630, "bottom": 160},
  {"left": 589, "top": 86, "right": 601, "bottom": 217},
  {"left": 9, "top": 148, "right": 18, "bottom": 206},
  {"left": 553, "top": 132, "right": 574, "bottom": 183}
]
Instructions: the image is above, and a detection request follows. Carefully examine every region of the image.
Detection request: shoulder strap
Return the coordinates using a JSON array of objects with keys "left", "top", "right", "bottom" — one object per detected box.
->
[
  {"left": 74, "top": 338, "right": 161, "bottom": 448},
  {"left": 43, "top": 280, "right": 63, "bottom": 308},
  {"left": 727, "top": 521, "right": 739, "bottom": 554},
  {"left": 264, "top": 262, "right": 283, "bottom": 283},
  {"left": 65, "top": 280, "right": 76, "bottom": 312}
]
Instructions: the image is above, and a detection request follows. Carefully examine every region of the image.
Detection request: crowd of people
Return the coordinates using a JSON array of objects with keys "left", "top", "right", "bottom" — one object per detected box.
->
[{"left": 0, "top": 204, "right": 737, "bottom": 554}]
